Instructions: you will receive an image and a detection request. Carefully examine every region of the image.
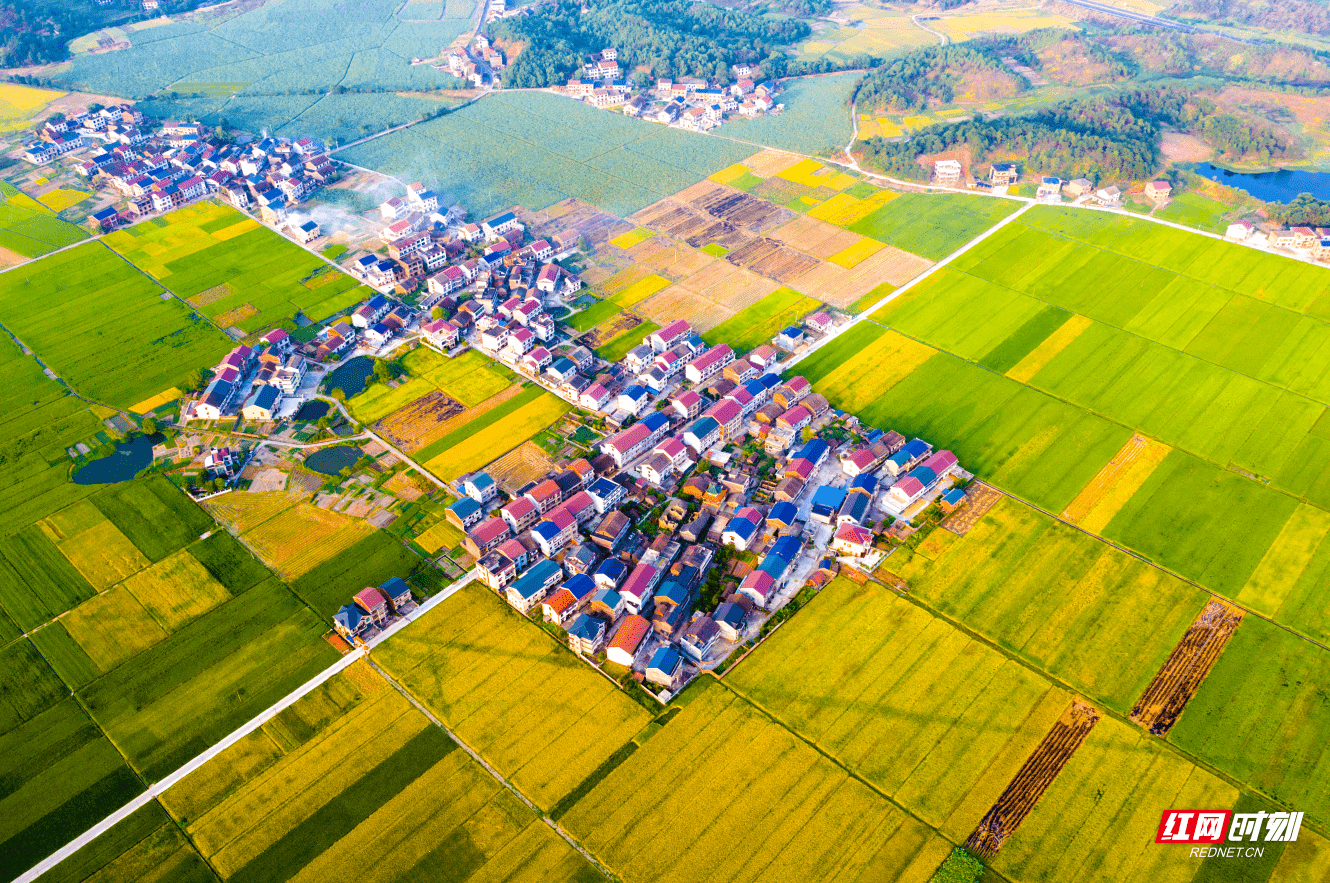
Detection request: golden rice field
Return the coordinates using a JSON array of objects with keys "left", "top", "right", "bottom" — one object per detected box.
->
[
  {"left": 424, "top": 393, "right": 570, "bottom": 481},
  {"left": 242, "top": 502, "right": 373, "bottom": 579},
  {"left": 61, "top": 586, "right": 169, "bottom": 672},
  {"left": 47, "top": 506, "right": 150, "bottom": 590},
  {"left": 129, "top": 386, "right": 183, "bottom": 415},
  {"left": 121, "top": 549, "right": 232, "bottom": 631},
  {"left": 1061, "top": 433, "right": 1172, "bottom": 532},
  {"left": 203, "top": 491, "right": 298, "bottom": 534}
]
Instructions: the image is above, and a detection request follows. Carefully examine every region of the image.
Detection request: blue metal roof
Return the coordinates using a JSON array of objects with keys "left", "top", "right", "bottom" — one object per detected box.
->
[
  {"left": 714, "top": 602, "right": 746, "bottom": 629},
  {"left": 811, "top": 485, "right": 846, "bottom": 510},
  {"left": 654, "top": 580, "right": 691, "bottom": 606},
  {"left": 767, "top": 501, "right": 798, "bottom": 525},
  {"left": 758, "top": 373, "right": 782, "bottom": 390},
  {"left": 689, "top": 415, "right": 719, "bottom": 437},
  {"left": 648, "top": 645, "right": 682, "bottom": 674},
  {"left": 642, "top": 411, "right": 669, "bottom": 433},
  {"left": 334, "top": 603, "right": 362, "bottom": 631},
  {"left": 588, "top": 476, "right": 621, "bottom": 498},
  {"left": 564, "top": 573, "right": 597, "bottom": 600},
  {"left": 848, "top": 473, "right": 878, "bottom": 495},
  {"left": 251, "top": 384, "right": 280, "bottom": 408},
  {"left": 903, "top": 465, "right": 938, "bottom": 488},
  {"left": 770, "top": 535, "right": 802, "bottom": 561},
  {"left": 592, "top": 586, "right": 622, "bottom": 608},
  {"left": 623, "top": 384, "right": 647, "bottom": 400},
  {"left": 793, "top": 438, "right": 828, "bottom": 464},
  {"left": 567, "top": 612, "right": 603, "bottom": 640},
  {"left": 901, "top": 438, "right": 931, "bottom": 459},
  {"left": 594, "top": 558, "right": 626, "bottom": 582},
  {"left": 469, "top": 472, "right": 495, "bottom": 489},
  {"left": 726, "top": 516, "right": 758, "bottom": 541},
  {"left": 942, "top": 487, "right": 966, "bottom": 504},
  {"left": 379, "top": 577, "right": 410, "bottom": 598},
  {"left": 533, "top": 521, "right": 560, "bottom": 541},
  {"left": 448, "top": 497, "right": 481, "bottom": 519}
]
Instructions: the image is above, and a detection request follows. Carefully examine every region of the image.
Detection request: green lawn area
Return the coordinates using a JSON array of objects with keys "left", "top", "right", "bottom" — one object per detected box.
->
[
  {"left": 596, "top": 321, "right": 660, "bottom": 362},
  {"left": 0, "top": 241, "right": 233, "bottom": 409},
  {"left": 1154, "top": 190, "right": 1234, "bottom": 233},
  {"left": 846, "top": 192, "right": 1020, "bottom": 260},
  {"left": 701, "top": 286, "right": 822, "bottom": 352}
]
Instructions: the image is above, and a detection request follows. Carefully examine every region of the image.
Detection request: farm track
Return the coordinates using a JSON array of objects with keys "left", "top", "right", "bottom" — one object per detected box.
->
[
  {"left": 966, "top": 701, "right": 1101, "bottom": 857},
  {"left": 1130, "top": 599, "right": 1244, "bottom": 736}
]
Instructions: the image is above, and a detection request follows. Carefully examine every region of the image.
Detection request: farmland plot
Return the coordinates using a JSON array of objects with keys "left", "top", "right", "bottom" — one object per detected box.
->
[
  {"left": 242, "top": 501, "right": 373, "bottom": 580},
  {"left": 0, "top": 242, "right": 233, "bottom": 408},
  {"left": 288, "top": 530, "right": 421, "bottom": 618},
  {"left": 847, "top": 193, "right": 1019, "bottom": 260},
  {"left": 90, "top": 475, "right": 214, "bottom": 563},
  {"left": 375, "top": 584, "right": 652, "bottom": 811},
  {"left": 886, "top": 497, "right": 1209, "bottom": 714},
  {"left": 423, "top": 391, "right": 570, "bottom": 481},
  {"left": 106, "top": 202, "right": 370, "bottom": 334},
  {"left": 44, "top": 499, "right": 151, "bottom": 590},
  {"left": 562, "top": 678, "right": 954, "bottom": 883},
  {"left": 0, "top": 335, "right": 101, "bottom": 535},
  {"left": 164, "top": 663, "right": 603, "bottom": 883},
  {"left": 79, "top": 579, "right": 340, "bottom": 780},
  {"left": 0, "top": 181, "right": 87, "bottom": 258},
  {"left": 700, "top": 286, "right": 821, "bottom": 352},
  {"left": 0, "top": 523, "right": 97, "bottom": 631},
  {"left": 351, "top": 346, "right": 511, "bottom": 423},
  {"left": 728, "top": 577, "right": 1072, "bottom": 841},
  {"left": 33, "top": 802, "right": 214, "bottom": 883}
]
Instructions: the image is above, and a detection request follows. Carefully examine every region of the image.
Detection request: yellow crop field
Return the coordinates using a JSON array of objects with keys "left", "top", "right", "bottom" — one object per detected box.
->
[
  {"left": 934, "top": 7, "right": 1075, "bottom": 40},
  {"left": 609, "top": 226, "right": 656, "bottom": 248},
  {"left": 815, "top": 329, "right": 936, "bottom": 413},
  {"left": 742, "top": 148, "right": 803, "bottom": 178},
  {"left": 122, "top": 549, "right": 232, "bottom": 631},
  {"left": 612, "top": 273, "right": 670, "bottom": 307},
  {"left": 424, "top": 394, "right": 570, "bottom": 481},
  {"left": 52, "top": 514, "right": 150, "bottom": 590},
  {"left": 777, "top": 158, "right": 829, "bottom": 188},
  {"left": 1075, "top": 438, "right": 1172, "bottom": 534},
  {"left": 414, "top": 519, "right": 465, "bottom": 554},
  {"left": 0, "top": 84, "right": 65, "bottom": 130},
  {"left": 1236, "top": 503, "right": 1330, "bottom": 616},
  {"left": 204, "top": 491, "right": 297, "bottom": 534},
  {"left": 129, "top": 386, "right": 183, "bottom": 414},
  {"left": 36, "top": 189, "right": 89, "bottom": 212},
  {"left": 1005, "top": 313, "right": 1094, "bottom": 383},
  {"left": 808, "top": 188, "right": 898, "bottom": 225},
  {"left": 828, "top": 237, "right": 886, "bottom": 268},
  {"left": 242, "top": 502, "right": 373, "bottom": 579},
  {"left": 62, "top": 586, "right": 169, "bottom": 672},
  {"left": 708, "top": 163, "right": 752, "bottom": 185}
]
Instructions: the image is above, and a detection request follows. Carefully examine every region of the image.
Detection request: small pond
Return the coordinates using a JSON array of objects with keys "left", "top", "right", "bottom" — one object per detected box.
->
[
  {"left": 295, "top": 400, "right": 330, "bottom": 422},
  {"left": 323, "top": 356, "right": 373, "bottom": 398},
  {"left": 73, "top": 434, "right": 161, "bottom": 485},
  {"left": 304, "top": 445, "right": 363, "bottom": 476},
  {"left": 1193, "top": 162, "right": 1330, "bottom": 204}
]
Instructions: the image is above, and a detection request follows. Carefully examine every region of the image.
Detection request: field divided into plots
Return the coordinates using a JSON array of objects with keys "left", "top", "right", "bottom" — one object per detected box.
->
[
  {"left": 422, "top": 390, "right": 571, "bottom": 481},
  {"left": 349, "top": 347, "right": 513, "bottom": 423},
  {"left": 0, "top": 181, "right": 87, "bottom": 258},
  {"left": 106, "top": 201, "right": 370, "bottom": 336},
  {"left": 885, "top": 497, "right": 1209, "bottom": 714},
  {"left": 809, "top": 203, "right": 1330, "bottom": 637},
  {"left": 375, "top": 584, "right": 652, "bottom": 812},
  {"left": 157, "top": 662, "right": 602, "bottom": 883},
  {"left": 0, "top": 642, "right": 145, "bottom": 883},
  {"left": 563, "top": 678, "right": 953, "bottom": 883},
  {"left": 0, "top": 241, "right": 233, "bottom": 409}
]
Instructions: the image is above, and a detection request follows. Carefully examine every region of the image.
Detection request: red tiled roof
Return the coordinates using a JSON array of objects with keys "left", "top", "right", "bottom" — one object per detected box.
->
[
  {"left": 608, "top": 614, "right": 650, "bottom": 653},
  {"left": 354, "top": 587, "right": 387, "bottom": 609}
]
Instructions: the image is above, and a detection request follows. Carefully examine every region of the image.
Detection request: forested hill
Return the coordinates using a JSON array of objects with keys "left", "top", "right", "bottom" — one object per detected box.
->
[
  {"left": 0, "top": 0, "right": 209, "bottom": 68},
  {"left": 491, "top": 0, "right": 861, "bottom": 89}
]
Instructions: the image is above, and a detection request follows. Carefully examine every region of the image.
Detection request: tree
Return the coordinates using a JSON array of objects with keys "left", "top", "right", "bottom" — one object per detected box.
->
[
  {"left": 374, "top": 359, "right": 394, "bottom": 384},
  {"left": 801, "top": 426, "right": 817, "bottom": 444},
  {"left": 184, "top": 368, "right": 204, "bottom": 391},
  {"left": 430, "top": 305, "right": 444, "bottom": 320},
  {"left": 331, "top": 388, "right": 346, "bottom": 402},
  {"left": 141, "top": 417, "right": 158, "bottom": 436}
]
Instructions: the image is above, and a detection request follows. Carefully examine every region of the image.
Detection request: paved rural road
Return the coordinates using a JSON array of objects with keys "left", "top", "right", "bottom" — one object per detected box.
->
[
  {"left": 15, "top": 569, "right": 477, "bottom": 883},
  {"left": 783, "top": 200, "right": 1036, "bottom": 372}
]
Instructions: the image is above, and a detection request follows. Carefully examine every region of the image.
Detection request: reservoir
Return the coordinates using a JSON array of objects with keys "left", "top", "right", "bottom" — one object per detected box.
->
[
  {"left": 73, "top": 434, "right": 159, "bottom": 485},
  {"left": 1194, "top": 162, "right": 1330, "bottom": 204},
  {"left": 304, "top": 445, "right": 363, "bottom": 476}
]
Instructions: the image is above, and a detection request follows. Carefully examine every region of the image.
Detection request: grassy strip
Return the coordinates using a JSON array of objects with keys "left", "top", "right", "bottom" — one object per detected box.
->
[
  {"left": 548, "top": 740, "right": 639, "bottom": 821},
  {"left": 229, "top": 727, "right": 456, "bottom": 883},
  {"left": 414, "top": 383, "right": 545, "bottom": 465}
]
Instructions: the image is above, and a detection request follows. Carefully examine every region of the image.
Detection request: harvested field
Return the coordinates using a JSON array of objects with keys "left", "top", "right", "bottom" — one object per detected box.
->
[
  {"left": 598, "top": 263, "right": 655, "bottom": 295},
  {"left": 770, "top": 215, "right": 864, "bottom": 259},
  {"left": 487, "top": 441, "right": 557, "bottom": 493},
  {"left": 726, "top": 237, "right": 820, "bottom": 283},
  {"left": 526, "top": 198, "right": 632, "bottom": 250},
  {"left": 789, "top": 245, "right": 932, "bottom": 308},
  {"left": 691, "top": 183, "right": 792, "bottom": 231},
  {"left": 967, "top": 700, "right": 1100, "bottom": 857},
  {"left": 1130, "top": 599, "right": 1243, "bottom": 736},
  {"left": 188, "top": 283, "right": 235, "bottom": 307},
  {"left": 203, "top": 491, "right": 297, "bottom": 534},
  {"left": 637, "top": 258, "right": 779, "bottom": 332},
  {"left": 942, "top": 482, "right": 1002, "bottom": 535},
  {"left": 741, "top": 148, "right": 804, "bottom": 178},
  {"left": 242, "top": 502, "right": 373, "bottom": 579},
  {"left": 630, "top": 182, "right": 794, "bottom": 248},
  {"left": 373, "top": 390, "right": 465, "bottom": 451},
  {"left": 581, "top": 312, "right": 642, "bottom": 348},
  {"left": 1062, "top": 434, "right": 1172, "bottom": 533}
]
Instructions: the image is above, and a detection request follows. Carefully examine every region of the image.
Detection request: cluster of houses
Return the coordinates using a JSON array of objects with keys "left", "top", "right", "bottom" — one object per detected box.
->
[
  {"left": 1233, "top": 220, "right": 1330, "bottom": 261},
  {"left": 332, "top": 577, "right": 416, "bottom": 644},
  {"left": 929, "top": 160, "right": 1178, "bottom": 209},
  {"left": 24, "top": 107, "right": 337, "bottom": 234},
  {"left": 437, "top": 315, "right": 972, "bottom": 695},
  {"left": 443, "top": 34, "right": 505, "bottom": 87},
  {"left": 560, "top": 56, "right": 783, "bottom": 130},
  {"left": 191, "top": 327, "right": 306, "bottom": 422}
]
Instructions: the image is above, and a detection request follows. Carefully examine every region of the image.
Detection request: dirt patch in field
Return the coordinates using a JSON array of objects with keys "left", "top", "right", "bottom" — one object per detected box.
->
[
  {"left": 942, "top": 482, "right": 1003, "bottom": 536},
  {"left": 215, "top": 303, "right": 257, "bottom": 329},
  {"left": 189, "top": 283, "right": 236, "bottom": 307},
  {"left": 726, "top": 237, "right": 820, "bottom": 283},
  {"left": 742, "top": 149, "right": 804, "bottom": 178},
  {"left": 487, "top": 440, "right": 556, "bottom": 493},
  {"left": 526, "top": 198, "right": 633, "bottom": 251},
  {"left": 383, "top": 470, "right": 426, "bottom": 502},
  {"left": 374, "top": 390, "right": 466, "bottom": 451},
  {"left": 790, "top": 246, "right": 932, "bottom": 308},
  {"left": 581, "top": 312, "right": 643, "bottom": 348},
  {"left": 967, "top": 700, "right": 1100, "bottom": 857},
  {"left": 1130, "top": 599, "right": 1244, "bottom": 737},
  {"left": 631, "top": 182, "right": 794, "bottom": 249}
]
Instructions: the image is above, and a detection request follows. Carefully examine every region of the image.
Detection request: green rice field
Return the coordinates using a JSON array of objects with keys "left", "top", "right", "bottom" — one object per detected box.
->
[
  {"left": 846, "top": 193, "right": 1019, "bottom": 260},
  {"left": 701, "top": 286, "right": 822, "bottom": 352},
  {"left": 349, "top": 347, "right": 513, "bottom": 423},
  {"left": 105, "top": 202, "right": 371, "bottom": 336},
  {"left": 0, "top": 241, "right": 233, "bottom": 409},
  {"left": 0, "top": 182, "right": 87, "bottom": 258}
]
